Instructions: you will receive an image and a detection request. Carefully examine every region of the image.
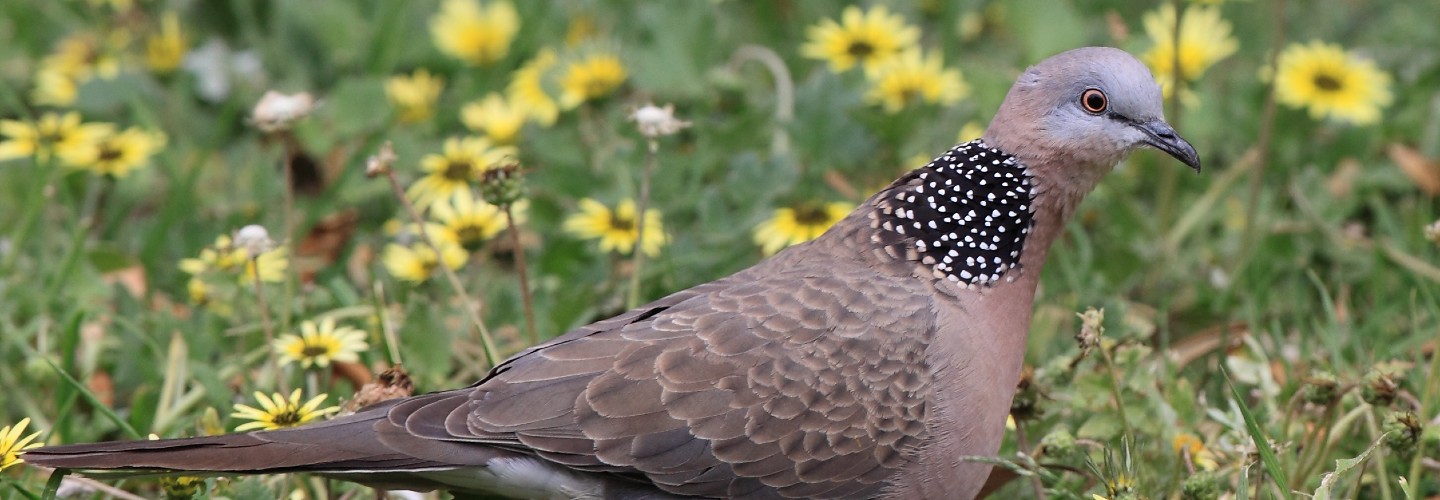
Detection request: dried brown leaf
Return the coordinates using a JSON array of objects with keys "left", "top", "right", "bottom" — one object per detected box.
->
[
  {"left": 101, "top": 265, "right": 148, "bottom": 297},
  {"left": 1387, "top": 143, "right": 1440, "bottom": 196}
]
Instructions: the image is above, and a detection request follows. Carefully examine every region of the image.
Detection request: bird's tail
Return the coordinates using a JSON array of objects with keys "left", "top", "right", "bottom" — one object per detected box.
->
[{"left": 21, "top": 403, "right": 453, "bottom": 483}]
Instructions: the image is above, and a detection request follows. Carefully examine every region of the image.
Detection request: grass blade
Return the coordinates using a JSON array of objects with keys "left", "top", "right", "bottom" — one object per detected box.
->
[
  {"left": 45, "top": 359, "right": 141, "bottom": 440},
  {"left": 1222, "top": 366, "right": 1291, "bottom": 499}
]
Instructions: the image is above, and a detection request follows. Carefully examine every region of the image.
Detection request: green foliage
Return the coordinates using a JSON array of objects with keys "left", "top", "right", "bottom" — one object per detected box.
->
[{"left": 0, "top": 0, "right": 1438, "bottom": 498}]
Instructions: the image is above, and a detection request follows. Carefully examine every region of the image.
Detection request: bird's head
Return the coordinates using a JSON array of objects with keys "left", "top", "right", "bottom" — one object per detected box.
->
[{"left": 984, "top": 47, "right": 1201, "bottom": 175}]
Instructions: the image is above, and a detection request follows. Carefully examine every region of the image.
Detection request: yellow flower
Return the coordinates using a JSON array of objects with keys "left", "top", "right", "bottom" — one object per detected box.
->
[
  {"left": 0, "top": 112, "right": 113, "bottom": 163},
  {"left": 1, "top": 418, "right": 44, "bottom": 471},
  {"left": 753, "top": 202, "right": 853, "bottom": 255},
  {"left": 382, "top": 241, "right": 469, "bottom": 283},
  {"left": 557, "top": 50, "right": 627, "bottom": 110},
  {"left": 231, "top": 390, "right": 338, "bottom": 432},
  {"left": 801, "top": 5, "right": 920, "bottom": 74},
  {"left": 430, "top": 0, "right": 519, "bottom": 65},
  {"left": 461, "top": 93, "right": 527, "bottom": 144},
  {"left": 274, "top": 318, "right": 369, "bottom": 369},
  {"left": 43, "top": 32, "right": 122, "bottom": 82},
  {"left": 956, "top": 121, "right": 986, "bottom": 144},
  {"left": 1172, "top": 433, "right": 1219, "bottom": 471},
  {"left": 563, "top": 198, "right": 666, "bottom": 257},
  {"left": 1274, "top": 40, "right": 1392, "bottom": 125},
  {"left": 508, "top": 49, "right": 560, "bottom": 125},
  {"left": 32, "top": 68, "right": 79, "bottom": 107},
  {"left": 386, "top": 69, "right": 445, "bottom": 124},
  {"left": 431, "top": 192, "right": 524, "bottom": 251},
  {"left": 1142, "top": 4, "right": 1238, "bottom": 97},
  {"left": 178, "top": 234, "right": 289, "bottom": 284},
  {"left": 406, "top": 136, "right": 516, "bottom": 208},
  {"left": 60, "top": 127, "right": 167, "bottom": 178},
  {"left": 865, "top": 50, "right": 969, "bottom": 113},
  {"left": 564, "top": 15, "right": 596, "bottom": 47},
  {"left": 160, "top": 474, "right": 203, "bottom": 499},
  {"left": 145, "top": 11, "right": 187, "bottom": 74},
  {"left": 145, "top": 434, "right": 204, "bottom": 498}
]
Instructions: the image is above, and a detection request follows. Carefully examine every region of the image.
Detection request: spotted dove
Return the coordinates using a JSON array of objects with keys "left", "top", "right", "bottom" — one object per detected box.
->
[{"left": 24, "top": 47, "right": 1200, "bottom": 499}]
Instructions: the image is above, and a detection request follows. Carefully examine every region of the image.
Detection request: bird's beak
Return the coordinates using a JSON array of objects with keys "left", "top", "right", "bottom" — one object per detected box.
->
[{"left": 1136, "top": 120, "right": 1201, "bottom": 172}]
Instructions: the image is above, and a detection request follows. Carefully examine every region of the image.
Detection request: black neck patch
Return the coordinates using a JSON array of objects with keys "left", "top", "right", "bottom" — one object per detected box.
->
[{"left": 871, "top": 140, "right": 1036, "bottom": 288}]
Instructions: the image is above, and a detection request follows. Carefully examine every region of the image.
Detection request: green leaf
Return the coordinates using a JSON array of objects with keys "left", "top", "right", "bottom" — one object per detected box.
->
[
  {"left": 1077, "top": 413, "right": 1122, "bottom": 440},
  {"left": 1313, "top": 433, "right": 1389, "bottom": 500},
  {"left": 1222, "top": 366, "right": 1291, "bottom": 499},
  {"left": 39, "top": 469, "right": 66, "bottom": 500}
]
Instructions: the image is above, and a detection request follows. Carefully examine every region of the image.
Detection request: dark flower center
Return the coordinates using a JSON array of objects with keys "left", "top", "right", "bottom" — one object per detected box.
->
[
  {"left": 444, "top": 160, "right": 475, "bottom": 181},
  {"left": 98, "top": 144, "right": 123, "bottom": 162},
  {"left": 585, "top": 79, "right": 612, "bottom": 96},
  {"left": 300, "top": 345, "right": 329, "bottom": 358},
  {"left": 847, "top": 41, "right": 875, "bottom": 57},
  {"left": 1313, "top": 73, "right": 1343, "bottom": 91},
  {"left": 793, "top": 204, "right": 831, "bottom": 226},
  {"left": 608, "top": 214, "right": 635, "bottom": 231},
  {"left": 271, "top": 409, "right": 302, "bottom": 427},
  {"left": 456, "top": 225, "right": 486, "bottom": 250}
]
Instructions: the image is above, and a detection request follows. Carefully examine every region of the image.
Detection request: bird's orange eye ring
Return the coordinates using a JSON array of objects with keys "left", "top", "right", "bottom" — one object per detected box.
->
[{"left": 1081, "top": 89, "right": 1107, "bottom": 113}]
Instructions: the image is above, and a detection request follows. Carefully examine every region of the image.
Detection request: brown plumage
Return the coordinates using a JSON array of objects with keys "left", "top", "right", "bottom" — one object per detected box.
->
[{"left": 23, "top": 47, "right": 1200, "bottom": 499}]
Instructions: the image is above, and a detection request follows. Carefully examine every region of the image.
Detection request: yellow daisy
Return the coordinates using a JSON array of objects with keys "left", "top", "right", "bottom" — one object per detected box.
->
[
  {"left": 386, "top": 69, "right": 445, "bottom": 124},
  {"left": 461, "top": 92, "right": 527, "bottom": 144},
  {"left": 430, "top": 0, "right": 520, "bottom": 66},
  {"left": 159, "top": 474, "right": 203, "bottom": 499},
  {"left": 274, "top": 318, "right": 369, "bottom": 369},
  {"left": 1, "top": 418, "right": 44, "bottom": 471},
  {"left": 178, "top": 234, "right": 290, "bottom": 284},
  {"left": 865, "top": 50, "right": 969, "bottom": 113},
  {"left": 430, "top": 191, "right": 525, "bottom": 251},
  {"left": 145, "top": 11, "right": 187, "bottom": 74},
  {"left": 563, "top": 198, "right": 666, "bottom": 257},
  {"left": 557, "top": 50, "right": 627, "bottom": 110},
  {"left": 145, "top": 434, "right": 204, "bottom": 498},
  {"left": 508, "top": 49, "right": 560, "bottom": 125},
  {"left": 43, "top": 32, "right": 122, "bottom": 82},
  {"left": 0, "top": 112, "right": 113, "bottom": 163},
  {"left": 60, "top": 127, "right": 167, "bottom": 178},
  {"left": 382, "top": 241, "right": 469, "bottom": 283},
  {"left": 753, "top": 202, "right": 853, "bottom": 255},
  {"left": 1172, "top": 433, "right": 1219, "bottom": 471},
  {"left": 231, "top": 390, "right": 338, "bottom": 432},
  {"left": 406, "top": 136, "right": 516, "bottom": 208},
  {"left": 801, "top": 5, "right": 920, "bottom": 74},
  {"left": 32, "top": 67, "right": 79, "bottom": 107},
  {"left": 1274, "top": 40, "right": 1392, "bottom": 125},
  {"left": 1141, "top": 4, "right": 1238, "bottom": 97}
]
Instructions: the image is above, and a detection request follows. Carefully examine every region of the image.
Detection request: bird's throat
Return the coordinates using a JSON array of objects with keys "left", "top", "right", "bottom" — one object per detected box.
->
[{"left": 871, "top": 141, "right": 1037, "bottom": 288}]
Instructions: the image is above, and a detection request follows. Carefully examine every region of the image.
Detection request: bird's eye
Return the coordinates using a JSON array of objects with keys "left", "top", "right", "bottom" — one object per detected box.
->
[{"left": 1080, "top": 89, "right": 1107, "bottom": 114}]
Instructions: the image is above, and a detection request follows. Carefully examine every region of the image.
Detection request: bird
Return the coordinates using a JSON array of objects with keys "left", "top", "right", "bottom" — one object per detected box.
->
[{"left": 24, "top": 47, "right": 1200, "bottom": 500}]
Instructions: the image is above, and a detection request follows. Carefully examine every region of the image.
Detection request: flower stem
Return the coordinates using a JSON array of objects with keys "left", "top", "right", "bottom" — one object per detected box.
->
[
  {"left": 1410, "top": 318, "right": 1440, "bottom": 484},
  {"left": 251, "top": 256, "right": 285, "bottom": 393},
  {"left": 279, "top": 137, "right": 298, "bottom": 342},
  {"left": 504, "top": 205, "right": 538, "bottom": 345},
  {"left": 384, "top": 170, "right": 501, "bottom": 368},
  {"left": 728, "top": 45, "right": 795, "bottom": 156},
  {"left": 1241, "top": 0, "right": 1287, "bottom": 259},
  {"left": 371, "top": 280, "right": 404, "bottom": 366},
  {"left": 1098, "top": 342, "right": 1134, "bottom": 441},
  {"left": 1155, "top": 0, "right": 1186, "bottom": 251},
  {"left": 627, "top": 139, "right": 658, "bottom": 309},
  {"left": 1, "top": 152, "right": 60, "bottom": 276},
  {"left": 1013, "top": 422, "right": 1048, "bottom": 500}
]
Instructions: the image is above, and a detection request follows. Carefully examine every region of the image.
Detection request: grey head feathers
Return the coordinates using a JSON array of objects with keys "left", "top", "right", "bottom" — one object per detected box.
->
[{"left": 985, "top": 46, "right": 1200, "bottom": 176}]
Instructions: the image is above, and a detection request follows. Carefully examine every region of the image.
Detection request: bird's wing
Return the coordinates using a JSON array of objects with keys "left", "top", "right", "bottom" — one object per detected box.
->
[{"left": 386, "top": 262, "right": 939, "bottom": 499}]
